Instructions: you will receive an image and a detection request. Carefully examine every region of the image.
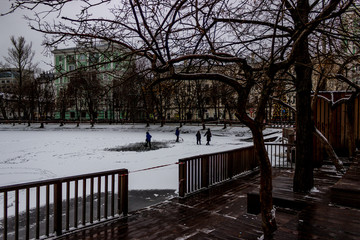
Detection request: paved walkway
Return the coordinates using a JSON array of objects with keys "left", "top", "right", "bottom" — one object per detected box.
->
[{"left": 56, "top": 164, "right": 360, "bottom": 240}]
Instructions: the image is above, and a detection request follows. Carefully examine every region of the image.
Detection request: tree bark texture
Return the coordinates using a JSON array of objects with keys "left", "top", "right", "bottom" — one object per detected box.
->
[
  {"left": 294, "top": 65, "right": 314, "bottom": 192},
  {"left": 292, "top": 0, "right": 314, "bottom": 193},
  {"left": 250, "top": 124, "right": 277, "bottom": 237}
]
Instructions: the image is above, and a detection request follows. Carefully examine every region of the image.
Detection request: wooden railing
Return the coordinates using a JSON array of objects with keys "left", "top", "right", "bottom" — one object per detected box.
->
[
  {"left": 178, "top": 146, "right": 258, "bottom": 198},
  {"left": 0, "top": 168, "right": 128, "bottom": 240},
  {"left": 179, "top": 143, "right": 296, "bottom": 197}
]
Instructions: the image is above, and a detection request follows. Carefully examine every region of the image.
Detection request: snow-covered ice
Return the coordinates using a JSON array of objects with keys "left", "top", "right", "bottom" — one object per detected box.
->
[
  {"left": 0, "top": 123, "right": 281, "bottom": 218},
  {"left": 0, "top": 123, "right": 278, "bottom": 190}
]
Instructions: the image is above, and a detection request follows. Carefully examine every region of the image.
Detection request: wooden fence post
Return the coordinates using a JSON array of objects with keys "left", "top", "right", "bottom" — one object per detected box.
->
[
  {"left": 201, "top": 156, "right": 209, "bottom": 188},
  {"left": 120, "top": 171, "right": 128, "bottom": 216},
  {"left": 228, "top": 152, "right": 234, "bottom": 179},
  {"left": 4, "top": 191, "right": 7, "bottom": 239},
  {"left": 179, "top": 160, "right": 186, "bottom": 198},
  {"left": 54, "top": 180, "right": 63, "bottom": 236}
]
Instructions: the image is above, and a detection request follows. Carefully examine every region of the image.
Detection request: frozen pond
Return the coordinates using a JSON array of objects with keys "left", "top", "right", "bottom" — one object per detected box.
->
[{"left": 0, "top": 123, "right": 268, "bottom": 190}]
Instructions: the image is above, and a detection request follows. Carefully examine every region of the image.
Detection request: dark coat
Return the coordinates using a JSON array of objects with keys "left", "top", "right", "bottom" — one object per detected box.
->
[
  {"left": 204, "top": 129, "right": 212, "bottom": 141},
  {"left": 196, "top": 131, "right": 201, "bottom": 140}
]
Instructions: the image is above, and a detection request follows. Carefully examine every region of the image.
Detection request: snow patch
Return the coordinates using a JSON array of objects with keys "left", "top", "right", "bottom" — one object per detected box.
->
[
  {"left": 271, "top": 207, "right": 276, "bottom": 219},
  {"left": 310, "top": 187, "right": 320, "bottom": 193},
  {"left": 200, "top": 228, "right": 215, "bottom": 234}
]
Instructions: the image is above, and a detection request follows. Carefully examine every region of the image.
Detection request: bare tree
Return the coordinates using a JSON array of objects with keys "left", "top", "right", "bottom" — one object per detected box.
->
[
  {"left": 69, "top": 71, "right": 103, "bottom": 123},
  {"left": 36, "top": 72, "right": 56, "bottom": 125},
  {"left": 4, "top": 0, "right": 358, "bottom": 238},
  {"left": 150, "top": 81, "right": 173, "bottom": 126},
  {"left": 0, "top": 93, "right": 10, "bottom": 120},
  {"left": 4, "top": 36, "right": 37, "bottom": 120}
]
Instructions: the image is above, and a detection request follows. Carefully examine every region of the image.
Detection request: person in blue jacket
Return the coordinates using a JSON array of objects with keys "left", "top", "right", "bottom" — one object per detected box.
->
[
  {"left": 175, "top": 127, "right": 180, "bottom": 142},
  {"left": 145, "top": 131, "right": 152, "bottom": 148}
]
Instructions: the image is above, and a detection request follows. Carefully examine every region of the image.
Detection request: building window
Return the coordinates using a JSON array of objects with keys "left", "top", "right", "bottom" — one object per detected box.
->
[
  {"left": 0, "top": 71, "right": 12, "bottom": 78},
  {"left": 89, "top": 53, "right": 99, "bottom": 64},
  {"left": 69, "top": 65, "right": 75, "bottom": 71},
  {"left": 67, "top": 55, "right": 76, "bottom": 64},
  {"left": 56, "top": 64, "right": 63, "bottom": 72},
  {"left": 79, "top": 54, "right": 87, "bottom": 61}
]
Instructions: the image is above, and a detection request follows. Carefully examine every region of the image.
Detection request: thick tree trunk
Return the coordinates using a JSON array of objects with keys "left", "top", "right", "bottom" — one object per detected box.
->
[
  {"left": 293, "top": 70, "right": 314, "bottom": 193},
  {"left": 293, "top": 60, "right": 314, "bottom": 192},
  {"left": 236, "top": 108, "right": 276, "bottom": 238},
  {"left": 293, "top": 1, "right": 314, "bottom": 193},
  {"left": 251, "top": 126, "right": 277, "bottom": 238}
]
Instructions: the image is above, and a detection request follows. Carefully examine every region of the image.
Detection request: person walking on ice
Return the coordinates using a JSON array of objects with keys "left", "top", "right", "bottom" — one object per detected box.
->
[
  {"left": 196, "top": 130, "right": 201, "bottom": 145},
  {"left": 175, "top": 127, "right": 180, "bottom": 142},
  {"left": 145, "top": 131, "right": 152, "bottom": 148},
  {"left": 204, "top": 128, "right": 212, "bottom": 145}
]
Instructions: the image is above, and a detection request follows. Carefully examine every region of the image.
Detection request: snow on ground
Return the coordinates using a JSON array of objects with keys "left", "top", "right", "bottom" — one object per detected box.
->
[
  {"left": 0, "top": 122, "right": 281, "bottom": 217},
  {"left": 0, "top": 122, "right": 278, "bottom": 190}
]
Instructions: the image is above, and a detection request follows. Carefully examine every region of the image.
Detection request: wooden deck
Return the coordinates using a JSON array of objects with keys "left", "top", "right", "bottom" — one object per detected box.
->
[{"left": 56, "top": 162, "right": 360, "bottom": 240}]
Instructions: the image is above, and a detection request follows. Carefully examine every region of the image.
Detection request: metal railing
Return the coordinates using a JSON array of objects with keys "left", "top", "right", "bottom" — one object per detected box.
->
[
  {"left": 266, "top": 121, "right": 296, "bottom": 129},
  {"left": 265, "top": 143, "right": 295, "bottom": 169},
  {"left": 0, "top": 168, "right": 128, "bottom": 240},
  {"left": 178, "top": 146, "right": 258, "bottom": 198}
]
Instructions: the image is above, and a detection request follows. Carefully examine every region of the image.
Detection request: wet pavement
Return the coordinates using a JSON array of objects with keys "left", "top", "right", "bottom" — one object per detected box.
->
[{"left": 57, "top": 162, "right": 360, "bottom": 240}]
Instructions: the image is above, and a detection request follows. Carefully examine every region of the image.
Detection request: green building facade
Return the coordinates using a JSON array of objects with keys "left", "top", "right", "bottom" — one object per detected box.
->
[{"left": 52, "top": 44, "right": 131, "bottom": 121}]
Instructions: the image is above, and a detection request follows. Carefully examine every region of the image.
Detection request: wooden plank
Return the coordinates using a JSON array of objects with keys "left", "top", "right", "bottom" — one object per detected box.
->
[
  {"left": 55, "top": 164, "right": 360, "bottom": 240},
  {"left": 3, "top": 192, "right": 7, "bottom": 240},
  {"left": 356, "top": 96, "right": 360, "bottom": 145},
  {"left": 331, "top": 157, "right": 360, "bottom": 208}
]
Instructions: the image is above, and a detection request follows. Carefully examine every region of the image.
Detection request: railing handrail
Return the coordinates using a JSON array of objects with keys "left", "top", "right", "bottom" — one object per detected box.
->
[
  {"left": 179, "top": 145, "right": 254, "bottom": 162},
  {"left": 0, "top": 168, "right": 128, "bottom": 192},
  {"left": 179, "top": 145, "right": 258, "bottom": 197},
  {"left": 264, "top": 142, "right": 295, "bottom": 146},
  {"left": 179, "top": 142, "right": 296, "bottom": 197}
]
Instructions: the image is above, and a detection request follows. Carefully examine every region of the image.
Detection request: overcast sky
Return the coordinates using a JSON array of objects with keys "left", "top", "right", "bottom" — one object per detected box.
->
[
  {"left": 0, "top": 2, "right": 53, "bottom": 71},
  {"left": 0, "top": 1, "right": 116, "bottom": 72}
]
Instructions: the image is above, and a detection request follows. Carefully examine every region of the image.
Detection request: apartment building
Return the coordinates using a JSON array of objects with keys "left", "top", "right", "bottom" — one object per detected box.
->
[{"left": 52, "top": 43, "right": 135, "bottom": 121}]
